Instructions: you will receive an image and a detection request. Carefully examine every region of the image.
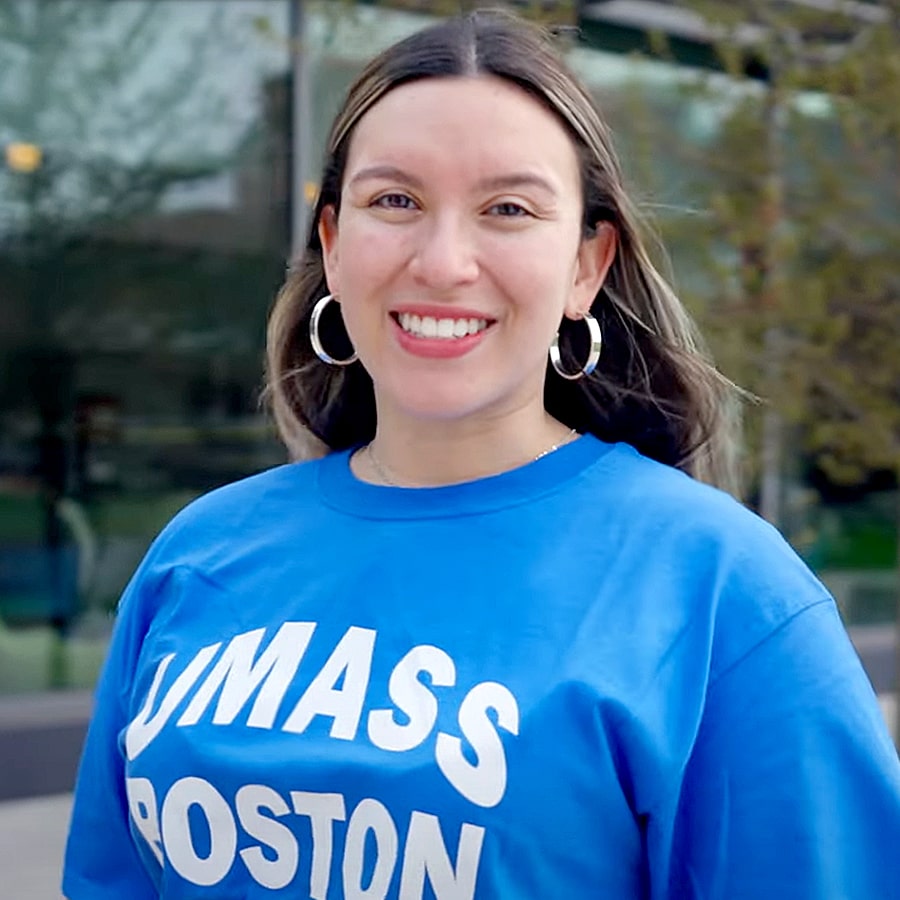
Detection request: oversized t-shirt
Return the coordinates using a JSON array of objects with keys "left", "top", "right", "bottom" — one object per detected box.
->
[{"left": 63, "top": 435, "right": 900, "bottom": 899}]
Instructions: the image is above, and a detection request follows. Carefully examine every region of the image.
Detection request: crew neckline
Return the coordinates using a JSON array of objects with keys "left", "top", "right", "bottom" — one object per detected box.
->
[{"left": 315, "top": 433, "right": 616, "bottom": 520}]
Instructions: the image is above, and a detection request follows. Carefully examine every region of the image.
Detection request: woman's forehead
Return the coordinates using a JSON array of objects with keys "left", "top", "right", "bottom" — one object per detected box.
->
[{"left": 344, "top": 76, "right": 580, "bottom": 187}]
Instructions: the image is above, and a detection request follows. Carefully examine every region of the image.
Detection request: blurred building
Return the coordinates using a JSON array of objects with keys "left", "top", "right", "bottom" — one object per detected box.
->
[
  {"left": 0, "top": 0, "right": 298, "bottom": 798},
  {"left": 0, "top": 0, "right": 895, "bottom": 798}
]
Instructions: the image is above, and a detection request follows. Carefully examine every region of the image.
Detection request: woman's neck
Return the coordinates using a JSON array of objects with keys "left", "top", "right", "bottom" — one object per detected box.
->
[{"left": 351, "top": 411, "right": 578, "bottom": 488}]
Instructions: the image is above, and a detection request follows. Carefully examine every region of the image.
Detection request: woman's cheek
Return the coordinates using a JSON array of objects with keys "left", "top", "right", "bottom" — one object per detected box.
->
[
  {"left": 338, "top": 249, "right": 401, "bottom": 298},
  {"left": 347, "top": 221, "right": 411, "bottom": 273}
]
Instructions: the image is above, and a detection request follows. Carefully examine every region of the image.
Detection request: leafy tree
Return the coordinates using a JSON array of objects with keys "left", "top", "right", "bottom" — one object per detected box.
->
[{"left": 616, "top": 0, "right": 897, "bottom": 510}]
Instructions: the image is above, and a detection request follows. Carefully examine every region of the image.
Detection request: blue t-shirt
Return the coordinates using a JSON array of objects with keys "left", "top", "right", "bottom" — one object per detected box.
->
[{"left": 63, "top": 436, "right": 900, "bottom": 899}]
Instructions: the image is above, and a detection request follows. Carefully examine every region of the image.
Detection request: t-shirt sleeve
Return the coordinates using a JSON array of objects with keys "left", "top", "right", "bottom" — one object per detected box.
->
[
  {"left": 61, "top": 569, "right": 160, "bottom": 899},
  {"left": 667, "top": 597, "right": 900, "bottom": 899}
]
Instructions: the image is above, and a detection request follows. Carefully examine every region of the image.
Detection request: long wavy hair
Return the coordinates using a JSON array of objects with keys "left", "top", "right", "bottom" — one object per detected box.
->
[{"left": 264, "top": 9, "right": 741, "bottom": 492}]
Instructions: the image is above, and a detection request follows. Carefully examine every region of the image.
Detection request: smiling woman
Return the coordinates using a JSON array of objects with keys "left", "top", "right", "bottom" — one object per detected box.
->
[
  {"left": 267, "top": 20, "right": 738, "bottom": 489},
  {"left": 62, "top": 10, "right": 900, "bottom": 900}
]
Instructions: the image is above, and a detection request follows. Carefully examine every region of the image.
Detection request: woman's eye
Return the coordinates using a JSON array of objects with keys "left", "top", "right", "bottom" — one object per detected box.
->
[
  {"left": 373, "top": 193, "right": 417, "bottom": 210},
  {"left": 488, "top": 201, "right": 530, "bottom": 218}
]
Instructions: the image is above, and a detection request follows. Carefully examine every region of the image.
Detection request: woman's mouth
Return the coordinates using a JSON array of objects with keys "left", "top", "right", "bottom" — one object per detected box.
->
[{"left": 394, "top": 312, "right": 491, "bottom": 340}]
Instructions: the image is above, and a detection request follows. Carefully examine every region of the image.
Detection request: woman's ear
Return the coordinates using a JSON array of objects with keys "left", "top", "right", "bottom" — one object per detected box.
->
[
  {"left": 318, "top": 204, "right": 341, "bottom": 295},
  {"left": 566, "top": 223, "right": 617, "bottom": 319}
]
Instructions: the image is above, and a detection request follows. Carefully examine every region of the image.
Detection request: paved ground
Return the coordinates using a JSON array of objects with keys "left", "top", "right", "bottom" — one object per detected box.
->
[
  {"left": 0, "top": 792, "right": 70, "bottom": 899},
  {"left": 2, "top": 697, "right": 895, "bottom": 899}
]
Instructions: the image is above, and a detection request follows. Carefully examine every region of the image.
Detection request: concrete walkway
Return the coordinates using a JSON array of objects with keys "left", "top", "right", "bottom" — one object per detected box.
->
[{"left": 0, "top": 792, "right": 70, "bottom": 899}]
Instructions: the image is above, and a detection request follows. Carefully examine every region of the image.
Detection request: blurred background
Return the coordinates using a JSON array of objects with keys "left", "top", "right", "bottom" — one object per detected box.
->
[{"left": 0, "top": 0, "right": 897, "bottom": 891}]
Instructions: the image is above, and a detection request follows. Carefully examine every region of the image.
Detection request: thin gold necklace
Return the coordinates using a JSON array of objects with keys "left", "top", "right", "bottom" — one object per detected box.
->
[{"left": 365, "top": 428, "right": 578, "bottom": 487}]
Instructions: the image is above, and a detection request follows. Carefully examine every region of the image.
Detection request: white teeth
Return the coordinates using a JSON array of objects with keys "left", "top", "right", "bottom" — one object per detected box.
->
[{"left": 397, "top": 313, "right": 489, "bottom": 340}]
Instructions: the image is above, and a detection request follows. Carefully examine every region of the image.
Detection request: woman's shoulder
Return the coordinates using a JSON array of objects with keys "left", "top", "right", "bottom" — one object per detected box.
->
[
  {"left": 142, "top": 456, "right": 329, "bottom": 565},
  {"left": 593, "top": 442, "right": 832, "bottom": 628},
  {"left": 597, "top": 442, "right": 764, "bottom": 536},
  {"left": 174, "top": 457, "right": 320, "bottom": 520}
]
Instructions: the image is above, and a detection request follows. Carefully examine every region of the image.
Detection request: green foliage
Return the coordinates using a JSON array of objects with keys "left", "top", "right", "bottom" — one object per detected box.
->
[
  {"left": 656, "top": 1, "right": 900, "bottom": 493},
  {"left": 88, "top": 491, "right": 198, "bottom": 539},
  {"left": 0, "top": 494, "right": 43, "bottom": 541},
  {"left": 818, "top": 506, "right": 899, "bottom": 570},
  {"left": 0, "top": 620, "right": 108, "bottom": 693}
]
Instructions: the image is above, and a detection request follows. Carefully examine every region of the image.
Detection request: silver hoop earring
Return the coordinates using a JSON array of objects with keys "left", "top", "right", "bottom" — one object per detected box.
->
[
  {"left": 309, "top": 294, "right": 358, "bottom": 366},
  {"left": 549, "top": 312, "right": 602, "bottom": 381}
]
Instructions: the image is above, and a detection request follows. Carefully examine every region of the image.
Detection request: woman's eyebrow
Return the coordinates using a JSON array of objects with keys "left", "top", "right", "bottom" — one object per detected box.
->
[
  {"left": 347, "top": 165, "right": 423, "bottom": 189},
  {"left": 477, "top": 173, "right": 559, "bottom": 196},
  {"left": 347, "top": 166, "right": 558, "bottom": 197}
]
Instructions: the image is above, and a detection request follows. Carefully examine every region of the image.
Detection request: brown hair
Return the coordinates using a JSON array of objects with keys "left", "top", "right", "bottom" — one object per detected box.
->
[{"left": 265, "top": 9, "right": 741, "bottom": 491}]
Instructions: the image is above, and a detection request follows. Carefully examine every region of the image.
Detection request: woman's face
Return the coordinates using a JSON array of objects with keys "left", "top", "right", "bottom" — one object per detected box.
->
[{"left": 319, "top": 75, "right": 615, "bottom": 432}]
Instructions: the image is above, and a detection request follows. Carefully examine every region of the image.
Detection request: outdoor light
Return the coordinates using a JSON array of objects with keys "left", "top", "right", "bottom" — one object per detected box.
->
[{"left": 5, "top": 142, "right": 43, "bottom": 173}]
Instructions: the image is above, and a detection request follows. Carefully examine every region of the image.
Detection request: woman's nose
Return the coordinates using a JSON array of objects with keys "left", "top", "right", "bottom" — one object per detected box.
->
[{"left": 408, "top": 214, "right": 479, "bottom": 289}]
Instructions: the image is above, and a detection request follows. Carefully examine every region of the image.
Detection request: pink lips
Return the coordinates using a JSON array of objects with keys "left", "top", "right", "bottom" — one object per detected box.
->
[{"left": 391, "top": 306, "right": 494, "bottom": 360}]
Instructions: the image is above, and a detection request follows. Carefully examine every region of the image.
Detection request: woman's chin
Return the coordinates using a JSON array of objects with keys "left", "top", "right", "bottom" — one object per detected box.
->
[{"left": 376, "top": 389, "right": 498, "bottom": 427}]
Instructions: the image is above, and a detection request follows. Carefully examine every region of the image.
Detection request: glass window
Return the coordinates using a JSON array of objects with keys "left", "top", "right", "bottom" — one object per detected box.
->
[{"left": 0, "top": 0, "right": 291, "bottom": 692}]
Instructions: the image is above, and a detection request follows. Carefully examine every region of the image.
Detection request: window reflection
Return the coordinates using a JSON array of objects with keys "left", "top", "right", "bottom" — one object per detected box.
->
[{"left": 0, "top": 0, "right": 290, "bottom": 692}]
